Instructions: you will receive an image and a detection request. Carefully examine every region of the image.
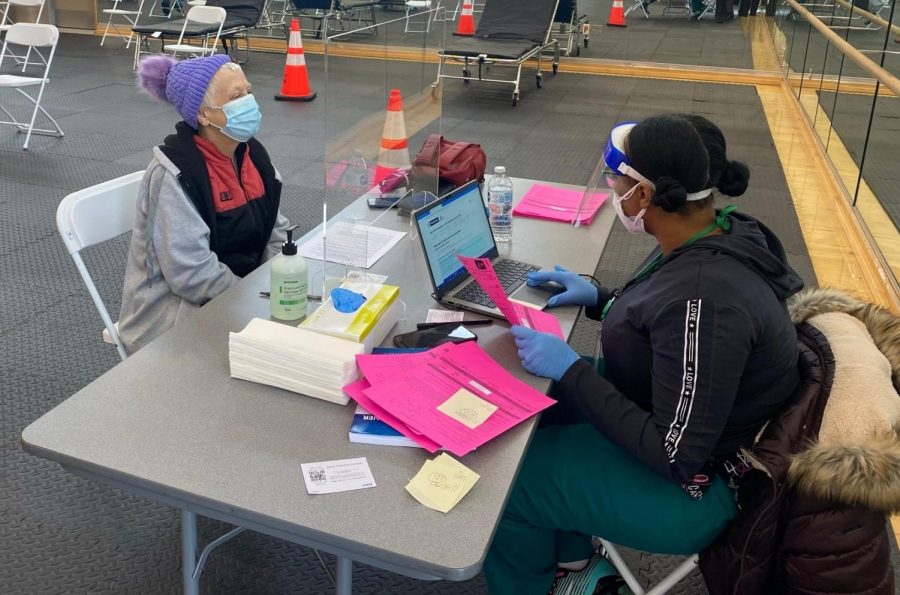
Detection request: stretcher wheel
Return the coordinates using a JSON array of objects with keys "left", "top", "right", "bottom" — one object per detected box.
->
[
  {"left": 552, "top": 62, "right": 558, "bottom": 75},
  {"left": 512, "top": 92, "right": 519, "bottom": 106},
  {"left": 536, "top": 74, "right": 543, "bottom": 88}
]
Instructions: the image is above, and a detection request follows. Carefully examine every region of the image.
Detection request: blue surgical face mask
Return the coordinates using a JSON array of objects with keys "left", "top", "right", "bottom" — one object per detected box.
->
[{"left": 208, "top": 94, "right": 261, "bottom": 142}]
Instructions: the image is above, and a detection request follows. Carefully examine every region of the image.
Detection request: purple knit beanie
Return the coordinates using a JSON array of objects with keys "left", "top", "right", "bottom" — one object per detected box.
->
[{"left": 137, "top": 54, "right": 232, "bottom": 129}]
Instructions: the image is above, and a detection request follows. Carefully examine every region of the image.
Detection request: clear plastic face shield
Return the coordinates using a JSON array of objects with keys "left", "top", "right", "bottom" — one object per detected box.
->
[{"left": 601, "top": 121, "right": 655, "bottom": 191}]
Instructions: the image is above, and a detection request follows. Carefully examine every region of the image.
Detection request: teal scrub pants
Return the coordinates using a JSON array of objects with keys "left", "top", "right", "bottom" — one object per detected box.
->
[{"left": 483, "top": 421, "right": 737, "bottom": 595}]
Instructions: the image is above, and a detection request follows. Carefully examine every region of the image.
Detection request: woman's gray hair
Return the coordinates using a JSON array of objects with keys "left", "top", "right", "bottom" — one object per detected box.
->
[{"left": 201, "top": 62, "right": 243, "bottom": 108}]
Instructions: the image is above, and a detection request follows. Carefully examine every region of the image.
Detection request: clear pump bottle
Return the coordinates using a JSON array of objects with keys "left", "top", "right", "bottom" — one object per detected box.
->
[{"left": 270, "top": 225, "right": 308, "bottom": 321}]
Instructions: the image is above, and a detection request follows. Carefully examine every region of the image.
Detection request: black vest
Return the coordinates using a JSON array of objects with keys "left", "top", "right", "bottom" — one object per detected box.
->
[{"left": 159, "top": 122, "right": 282, "bottom": 278}]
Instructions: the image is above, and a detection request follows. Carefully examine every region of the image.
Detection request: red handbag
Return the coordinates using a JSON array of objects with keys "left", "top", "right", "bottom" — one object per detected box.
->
[{"left": 411, "top": 133, "right": 487, "bottom": 188}]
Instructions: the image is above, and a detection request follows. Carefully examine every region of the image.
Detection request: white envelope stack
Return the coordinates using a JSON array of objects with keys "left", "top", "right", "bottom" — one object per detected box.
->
[{"left": 229, "top": 318, "right": 364, "bottom": 405}]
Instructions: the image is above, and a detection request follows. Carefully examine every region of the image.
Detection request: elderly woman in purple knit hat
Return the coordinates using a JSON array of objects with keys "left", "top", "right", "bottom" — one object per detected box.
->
[{"left": 118, "top": 54, "right": 290, "bottom": 355}]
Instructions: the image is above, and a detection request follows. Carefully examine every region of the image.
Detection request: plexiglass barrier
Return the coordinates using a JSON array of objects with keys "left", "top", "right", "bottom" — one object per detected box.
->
[
  {"left": 769, "top": 0, "right": 900, "bottom": 289},
  {"left": 310, "top": 6, "right": 445, "bottom": 297}
]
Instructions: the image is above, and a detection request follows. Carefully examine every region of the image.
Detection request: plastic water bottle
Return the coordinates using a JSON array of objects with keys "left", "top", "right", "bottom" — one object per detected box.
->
[
  {"left": 347, "top": 149, "right": 369, "bottom": 197},
  {"left": 488, "top": 166, "right": 514, "bottom": 242}
]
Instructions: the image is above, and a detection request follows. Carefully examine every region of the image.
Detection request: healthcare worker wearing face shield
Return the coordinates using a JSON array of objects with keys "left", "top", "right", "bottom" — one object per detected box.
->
[
  {"left": 484, "top": 115, "right": 804, "bottom": 595},
  {"left": 118, "top": 55, "right": 290, "bottom": 355}
]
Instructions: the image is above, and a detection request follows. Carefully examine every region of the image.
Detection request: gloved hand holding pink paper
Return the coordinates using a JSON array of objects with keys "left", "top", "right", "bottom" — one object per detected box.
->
[{"left": 456, "top": 256, "right": 565, "bottom": 339}]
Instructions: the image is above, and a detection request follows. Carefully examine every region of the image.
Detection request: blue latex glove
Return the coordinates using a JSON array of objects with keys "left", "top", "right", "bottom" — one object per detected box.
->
[
  {"left": 510, "top": 325, "right": 580, "bottom": 381},
  {"left": 526, "top": 265, "right": 598, "bottom": 308},
  {"left": 331, "top": 288, "right": 367, "bottom": 313}
]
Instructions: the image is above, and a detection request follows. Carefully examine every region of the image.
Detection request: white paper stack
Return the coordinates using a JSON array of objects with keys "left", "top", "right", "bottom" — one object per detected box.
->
[{"left": 229, "top": 318, "right": 364, "bottom": 405}]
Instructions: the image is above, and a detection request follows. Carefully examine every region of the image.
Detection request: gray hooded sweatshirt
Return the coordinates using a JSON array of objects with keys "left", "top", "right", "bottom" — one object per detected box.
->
[{"left": 117, "top": 147, "right": 289, "bottom": 354}]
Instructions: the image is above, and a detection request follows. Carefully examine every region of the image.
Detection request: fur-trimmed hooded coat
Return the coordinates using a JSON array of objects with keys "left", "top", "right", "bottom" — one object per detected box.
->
[{"left": 700, "top": 287, "right": 900, "bottom": 594}]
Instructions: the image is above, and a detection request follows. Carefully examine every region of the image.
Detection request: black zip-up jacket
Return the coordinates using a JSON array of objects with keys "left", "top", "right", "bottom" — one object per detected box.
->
[
  {"left": 558, "top": 212, "right": 804, "bottom": 487},
  {"left": 159, "top": 121, "right": 282, "bottom": 278}
]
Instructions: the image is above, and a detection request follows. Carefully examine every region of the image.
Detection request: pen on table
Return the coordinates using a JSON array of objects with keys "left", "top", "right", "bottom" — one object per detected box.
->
[
  {"left": 416, "top": 319, "right": 493, "bottom": 330},
  {"left": 260, "top": 291, "right": 322, "bottom": 301}
]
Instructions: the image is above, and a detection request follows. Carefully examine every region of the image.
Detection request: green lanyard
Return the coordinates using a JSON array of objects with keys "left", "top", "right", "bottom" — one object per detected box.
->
[{"left": 600, "top": 205, "right": 736, "bottom": 321}]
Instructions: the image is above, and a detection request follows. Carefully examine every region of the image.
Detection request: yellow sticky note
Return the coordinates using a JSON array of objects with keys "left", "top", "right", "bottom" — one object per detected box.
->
[
  {"left": 405, "top": 453, "right": 480, "bottom": 513},
  {"left": 437, "top": 388, "right": 498, "bottom": 429}
]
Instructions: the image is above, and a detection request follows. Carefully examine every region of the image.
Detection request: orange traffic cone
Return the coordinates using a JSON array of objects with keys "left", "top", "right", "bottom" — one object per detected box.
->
[
  {"left": 455, "top": 1, "right": 475, "bottom": 36},
  {"left": 374, "top": 89, "right": 411, "bottom": 184},
  {"left": 275, "top": 18, "right": 316, "bottom": 102},
  {"left": 607, "top": 0, "right": 627, "bottom": 27}
]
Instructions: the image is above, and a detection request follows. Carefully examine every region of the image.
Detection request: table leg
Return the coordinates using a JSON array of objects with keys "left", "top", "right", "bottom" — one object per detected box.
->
[
  {"left": 335, "top": 556, "right": 353, "bottom": 595},
  {"left": 182, "top": 510, "right": 200, "bottom": 595}
]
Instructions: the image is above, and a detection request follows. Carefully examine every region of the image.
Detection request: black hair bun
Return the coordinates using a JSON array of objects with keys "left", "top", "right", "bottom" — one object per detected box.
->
[
  {"left": 717, "top": 160, "right": 750, "bottom": 197},
  {"left": 652, "top": 176, "right": 688, "bottom": 212}
]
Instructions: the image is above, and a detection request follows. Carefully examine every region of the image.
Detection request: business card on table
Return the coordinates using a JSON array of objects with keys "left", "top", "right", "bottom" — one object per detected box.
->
[{"left": 301, "top": 457, "right": 376, "bottom": 495}]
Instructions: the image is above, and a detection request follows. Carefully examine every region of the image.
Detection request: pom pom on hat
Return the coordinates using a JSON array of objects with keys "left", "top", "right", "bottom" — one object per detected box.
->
[
  {"left": 137, "top": 54, "right": 177, "bottom": 102},
  {"left": 136, "top": 54, "right": 232, "bottom": 129}
]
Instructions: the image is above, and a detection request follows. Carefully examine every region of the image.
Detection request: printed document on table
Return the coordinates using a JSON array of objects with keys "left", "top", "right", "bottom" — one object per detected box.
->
[
  {"left": 362, "top": 341, "right": 556, "bottom": 456},
  {"left": 299, "top": 221, "right": 406, "bottom": 269},
  {"left": 300, "top": 457, "right": 376, "bottom": 494},
  {"left": 457, "top": 255, "right": 564, "bottom": 338},
  {"left": 426, "top": 309, "right": 465, "bottom": 324}
]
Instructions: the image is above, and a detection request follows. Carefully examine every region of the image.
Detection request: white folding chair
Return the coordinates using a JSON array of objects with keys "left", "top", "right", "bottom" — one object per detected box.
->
[
  {"left": 597, "top": 539, "right": 700, "bottom": 595},
  {"left": 100, "top": 0, "right": 147, "bottom": 47},
  {"left": 0, "top": 23, "right": 62, "bottom": 150},
  {"left": 163, "top": 5, "right": 226, "bottom": 57},
  {"left": 56, "top": 172, "right": 145, "bottom": 362},
  {"left": 0, "top": 0, "right": 47, "bottom": 70},
  {"left": 147, "top": 0, "right": 184, "bottom": 18},
  {"left": 404, "top": 0, "right": 432, "bottom": 32}
]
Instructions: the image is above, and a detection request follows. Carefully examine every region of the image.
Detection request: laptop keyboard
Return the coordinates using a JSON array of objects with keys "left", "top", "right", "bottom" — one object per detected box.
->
[{"left": 454, "top": 259, "right": 540, "bottom": 308}]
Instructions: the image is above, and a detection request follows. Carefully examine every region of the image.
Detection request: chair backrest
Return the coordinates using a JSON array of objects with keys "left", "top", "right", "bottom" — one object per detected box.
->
[
  {"left": 57, "top": 172, "right": 144, "bottom": 362},
  {"left": 291, "top": 0, "right": 332, "bottom": 10},
  {"left": 4, "top": 22, "right": 58, "bottom": 47},
  {"left": 185, "top": 4, "right": 226, "bottom": 24},
  {"left": 57, "top": 171, "right": 144, "bottom": 255},
  {"left": 554, "top": 0, "right": 575, "bottom": 23},
  {"left": 476, "top": 0, "right": 559, "bottom": 44},
  {"left": 8, "top": 0, "right": 45, "bottom": 7}
]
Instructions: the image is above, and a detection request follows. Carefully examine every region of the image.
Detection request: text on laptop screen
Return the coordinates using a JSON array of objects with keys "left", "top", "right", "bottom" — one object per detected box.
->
[{"left": 416, "top": 183, "right": 497, "bottom": 294}]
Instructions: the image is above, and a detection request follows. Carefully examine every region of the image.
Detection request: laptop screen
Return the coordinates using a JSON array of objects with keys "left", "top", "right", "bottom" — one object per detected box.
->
[{"left": 415, "top": 182, "right": 498, "bottom": 295}]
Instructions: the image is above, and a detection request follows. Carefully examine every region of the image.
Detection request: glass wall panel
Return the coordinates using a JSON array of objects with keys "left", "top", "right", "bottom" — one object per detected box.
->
[
  {"left": 317, "top": 8, "right": 444, "bottom": 294},
  {"left": 238, "top": 0, "right": 780, "bottom": 72},
  {"left": 854, "top": 0, "right": 900, "bottom": 282}
]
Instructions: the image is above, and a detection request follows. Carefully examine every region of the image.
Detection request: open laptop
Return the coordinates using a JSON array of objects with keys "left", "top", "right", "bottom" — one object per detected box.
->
[{"left": 413, "top": 180, "right": 554, "bottom": 318}]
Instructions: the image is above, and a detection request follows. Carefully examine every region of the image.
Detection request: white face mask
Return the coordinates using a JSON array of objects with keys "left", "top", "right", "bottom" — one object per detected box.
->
[{"left": 612, "top": 183, "right": 647, "bottom": 234}]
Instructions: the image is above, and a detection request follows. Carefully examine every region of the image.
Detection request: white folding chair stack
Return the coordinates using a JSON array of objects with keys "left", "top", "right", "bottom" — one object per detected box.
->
[
  {"left": 597, "top": 538, "right": 700, "bottom": 595},
  {"left": 404, "top": 0, "right": 432, "bottom": 32},
  {"left": 0, "top": 23, "right": 63, "bottom": 150},
  {"left": 163, "top": 5, "right": 226, "bottom": 57},
  {"left": 100, "top": 0, "right": 147, "bottom": 47},
  {"left": 0, "top": 0, "right": 47, "bottom": 71},
  {"left": 56, "top": 171, "right": 145, "bottom": 362}
]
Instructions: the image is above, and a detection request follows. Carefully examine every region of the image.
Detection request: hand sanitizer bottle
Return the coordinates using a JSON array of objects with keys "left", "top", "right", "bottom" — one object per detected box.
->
[{"left": 270, "top": 225, "right": 308, "bottom": 321}]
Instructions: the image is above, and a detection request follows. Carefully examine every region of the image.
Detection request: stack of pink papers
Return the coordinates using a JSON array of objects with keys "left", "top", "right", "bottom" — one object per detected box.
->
[
  {"left": 512, "top": 183, "right": 608, "bottom": 225},
  {"left": 343, "top": 342, "right": 556, "bottom": 457}
]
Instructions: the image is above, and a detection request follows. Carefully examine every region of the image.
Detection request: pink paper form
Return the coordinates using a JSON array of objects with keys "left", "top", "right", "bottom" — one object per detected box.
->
[
  {"left": 362, "top": 341, "right": 556, "bottom": 456},
  {"left": 512, "top": 183, "right": 608, "bottom": 225},
  {"left": 457, "top": 256, "right": 564, "bottom": 338},
  {"left": 355, "top": 344, "right": 455, "bottom": 385},
  {"left": 343, "top": 378, "right": 441, "bottom": 452}
]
